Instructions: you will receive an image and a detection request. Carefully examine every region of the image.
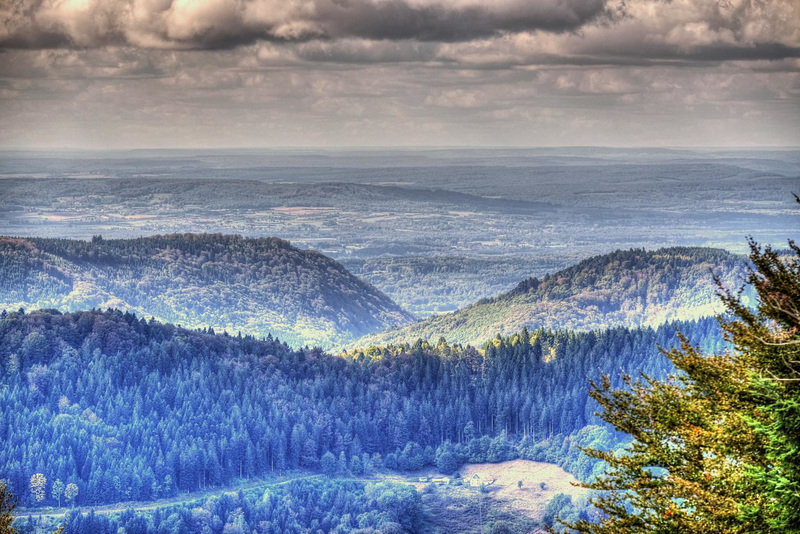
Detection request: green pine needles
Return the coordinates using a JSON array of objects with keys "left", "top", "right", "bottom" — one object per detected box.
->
[
  {"left": 569, "top": 229, "right": 800, "bottom": 533},
  {"left": 0, "top": 482, "right": 17, "bottom": 534}
]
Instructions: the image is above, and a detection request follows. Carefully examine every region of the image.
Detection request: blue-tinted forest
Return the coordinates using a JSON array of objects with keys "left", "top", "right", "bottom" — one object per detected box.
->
[
  {"left": 14, "top": 479, "right": 424, "bottom": 534},
  {"left": 1, "top": 308, "right": 723, "bottom": 509}
]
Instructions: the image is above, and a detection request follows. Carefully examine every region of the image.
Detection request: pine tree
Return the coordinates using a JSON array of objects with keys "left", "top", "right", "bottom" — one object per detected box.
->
[
  {"left": 569, "top": 232, "right": 800, "bottom": 533},
  {"left": 320, "top": 452, "right": 337, "bottom": 478},
  {"left": 1, "top": 481, "right": 17, "bottom": 533},
  {"left": 718, "top": 236, "right": 800, "bottom": 530}
]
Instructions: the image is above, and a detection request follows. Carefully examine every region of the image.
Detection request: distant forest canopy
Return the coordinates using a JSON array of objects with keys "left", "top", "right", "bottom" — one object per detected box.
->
[
  {"left": 356, "top": 247, "right": 750, "bottom": 348},
  {"left": 340, "top": 254, "right": 573, "bottom": 317},
  {"left": 0, "top": 308, "right": 725, "bottom": 509},
  {"left": 0, "top": 234, "right": 413, "bottom": 349}
]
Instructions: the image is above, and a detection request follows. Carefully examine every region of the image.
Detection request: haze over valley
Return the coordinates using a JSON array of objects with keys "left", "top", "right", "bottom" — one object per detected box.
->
[{"left": 2, "top": 148, "right": 796, "bottom": 317}]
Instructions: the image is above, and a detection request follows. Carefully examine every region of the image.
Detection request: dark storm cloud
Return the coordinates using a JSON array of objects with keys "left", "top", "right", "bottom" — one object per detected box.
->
[
  {"left": 0, "top": 0, "right": 609, "bottom": 50},
  {"left": 2, "top": 0, "right": 799, "bottom": 66},
  {"left": 314, "top": 0, "right": 609, "bottom": 42}
]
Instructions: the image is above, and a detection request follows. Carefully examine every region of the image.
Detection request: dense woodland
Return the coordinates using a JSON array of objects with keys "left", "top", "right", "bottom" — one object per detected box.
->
[
  {"left": 13, "top": 478, "right": 424, "bottom": 534},
  {"left": 358, "top": 247, "right": 748, "bottom": 347},
  {"left": 0, "top": 234, "right": 413, "bottom": 348},
  {"left": 0, "top": 307, "right": 723, "bottom": 514}
]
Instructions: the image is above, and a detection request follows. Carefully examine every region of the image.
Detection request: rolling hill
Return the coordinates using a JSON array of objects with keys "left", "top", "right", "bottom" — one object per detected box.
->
[
  {"left": 354, "top": 247, "right": 749, "bottom": 348},
  {"left": 0, "top": 233, "right": 413, "bottom": 348}
]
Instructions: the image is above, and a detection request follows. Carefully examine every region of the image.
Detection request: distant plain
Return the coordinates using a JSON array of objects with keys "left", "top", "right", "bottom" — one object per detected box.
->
[{"left": 2, "top": 147, "right": 797, "bottom": 316}]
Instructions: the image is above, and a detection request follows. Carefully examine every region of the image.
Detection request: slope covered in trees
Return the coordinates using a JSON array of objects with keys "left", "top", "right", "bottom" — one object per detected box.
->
[
  {"left": 0, "top": 307, "right": 723, "bottom": 512},
  {"left": 356, "top": 247, "right": 748, "bottom": 348},
  {"left": 11, "top": 478, "right": 424, "bottom": 534},
  {"left": 0, "top": 234, "right": 413, "bottom": 348}
]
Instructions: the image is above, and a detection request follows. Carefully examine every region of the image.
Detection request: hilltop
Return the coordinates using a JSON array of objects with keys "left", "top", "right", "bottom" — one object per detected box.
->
[
  {"left": 0, "top": 233, "right": 413, "bottom": 348},
  {"left": 354, "top": 247, "right": 748, "bottom": 348}
]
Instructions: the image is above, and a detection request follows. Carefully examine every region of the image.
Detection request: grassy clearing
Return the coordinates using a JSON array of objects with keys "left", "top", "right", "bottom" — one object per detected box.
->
[
  {"left": 15, "top": 460, "right": 582, "bottom": 533},
  {"left": 414, "top": 459, "right": 587, "bottom": 533}
]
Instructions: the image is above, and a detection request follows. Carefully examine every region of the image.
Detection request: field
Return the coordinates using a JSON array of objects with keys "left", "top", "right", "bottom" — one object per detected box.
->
[
  {"left": 458, "top": 460, "right": 587, "bottom": 517},
  {"left": 411, "top": 460, "right": 588, "bottom": 533}
]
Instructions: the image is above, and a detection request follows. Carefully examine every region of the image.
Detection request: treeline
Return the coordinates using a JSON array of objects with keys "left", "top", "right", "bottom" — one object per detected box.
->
[
  {"left": 0, "top": 308, "right": 722, "bottom": 508},
  {"left": 503, "top": 246, "right": 745, "bottom": 302},
  {"left": 14, "top": 478, "right": 423, "bottom": 534},
  {"left": 0, "top": 234, "right": 413, "bottom": 348}
]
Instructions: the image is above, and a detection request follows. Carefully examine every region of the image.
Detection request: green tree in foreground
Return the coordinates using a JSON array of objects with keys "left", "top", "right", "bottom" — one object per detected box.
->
[
  {"left": 1, "top": 481, "right": 17, "bottom": 534},
  {"left": 0, "top": 483, "right": 64, "bottom": 534},
  {"left": 570, "top": 232, "right": 800, "bottom": 533}
]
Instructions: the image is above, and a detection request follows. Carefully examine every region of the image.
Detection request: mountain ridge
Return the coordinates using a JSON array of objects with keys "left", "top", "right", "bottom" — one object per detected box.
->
[
  {"left": 0, "top": 233, "right": 414, "bottom": 348},
  {"left": 353, "top": 246, "right": 749, "bottom": 348}
]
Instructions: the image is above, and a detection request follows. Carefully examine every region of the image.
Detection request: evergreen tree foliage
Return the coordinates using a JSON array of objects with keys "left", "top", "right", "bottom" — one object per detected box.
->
[
  {"left": 719, "top": 236, "right": 800, "bottom": 531},
  {"left": 571, "top": 235, "right": 800, "bottom": 533},
  {"left": 1, "top": 481, "right": 17, "bottom": 534}
]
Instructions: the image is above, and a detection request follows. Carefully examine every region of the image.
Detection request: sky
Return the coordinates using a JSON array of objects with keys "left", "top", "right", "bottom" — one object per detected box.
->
[{"left": 0, "top": 0, "right": 799, "bottom": 149}]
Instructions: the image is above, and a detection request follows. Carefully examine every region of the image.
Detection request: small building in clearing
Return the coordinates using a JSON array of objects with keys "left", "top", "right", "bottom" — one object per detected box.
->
[
  {"left": 470, "top": 473, "right": 494, "bottom": 487},
  {"left": 431, "top": 477, "right": 450, "bottom": 485}
]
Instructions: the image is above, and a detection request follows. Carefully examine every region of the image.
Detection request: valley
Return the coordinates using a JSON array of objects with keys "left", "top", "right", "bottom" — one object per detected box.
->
[
  {"left": 1, "top": 148, "right": 797, "bottom": 534},
  {"left": 1, "top": 148, "right": 797, "bottom": 317}
]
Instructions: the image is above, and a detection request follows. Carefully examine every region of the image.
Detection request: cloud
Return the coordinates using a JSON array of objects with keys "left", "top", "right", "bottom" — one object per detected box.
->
[
  {"left": 1, "top": 0, "right": 609, "bottom": 50},
  {"left": 2, "top": 0, "right": 797, "bottom": 68},
  {"left": 0, "top": 0, "right": 797, "bottom": 149},
  {"left": 425, "top": 88, "right": 488, "bottom": 108},
  {"left": 1, "top": 47, "right": 797, "bottom": 148},
  {"left": 293, "top": 39, "right": 440, "bottom": 64},
  {"left": 433, "top": 0, "right": 800, "bottom": 68}
]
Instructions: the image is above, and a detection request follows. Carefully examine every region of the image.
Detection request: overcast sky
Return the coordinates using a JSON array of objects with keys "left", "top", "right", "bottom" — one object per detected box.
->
[{"left": 0, "top": 0, "right": 798, "bottom": 148}]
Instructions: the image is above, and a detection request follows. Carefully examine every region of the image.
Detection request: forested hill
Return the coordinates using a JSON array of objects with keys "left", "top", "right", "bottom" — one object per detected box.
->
[
  {"left": 0, "top": 308, "right": 723, "bottom": 510},
  {"left": 355, "top": 247, "right": 748, "bottom": 348},
  {"left": 0, "top": 234, "right": 413, "bottom": 348}
]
